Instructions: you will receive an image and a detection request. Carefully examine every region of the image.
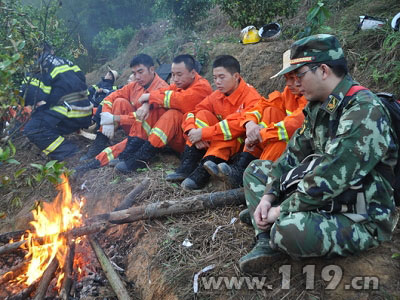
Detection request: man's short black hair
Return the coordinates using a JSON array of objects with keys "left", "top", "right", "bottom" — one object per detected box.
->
[
  {"left": 212, "top": 55, "right": 240, "bottom": 75},
  {"left": 172, "top": 54, "right": 196, "bottom": 71},
  {"left": 130, "top": 54, "right": 154, "bottom": 68}
]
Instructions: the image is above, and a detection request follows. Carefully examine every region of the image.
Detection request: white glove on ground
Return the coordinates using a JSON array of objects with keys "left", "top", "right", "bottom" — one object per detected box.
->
[
  {"left": 102, "top": 124, "right": 115, "bottom": 139},
  {"left": 100, "top": 112, "right": 114, "bottom": 125}
]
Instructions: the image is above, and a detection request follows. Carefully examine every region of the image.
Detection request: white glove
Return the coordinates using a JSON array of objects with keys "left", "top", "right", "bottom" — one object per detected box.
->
[
  {"left": 100, "top": 112, "right": 114, "bottom": 125},
  {"left": 101, "top": 124, "right": 115, "bottom": 139}
]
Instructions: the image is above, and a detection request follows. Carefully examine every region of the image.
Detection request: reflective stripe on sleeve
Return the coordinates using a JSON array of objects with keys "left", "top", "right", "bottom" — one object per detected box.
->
[
  {"left": 195, "top": 118, "right": 209, "bottom": 128},
  {"left": 23, "top": 77, "right": 52, "bottom": 94},
  {"left": 245, "top": 110, "right": 262, "bottom": 122},
  {"left": 259, "top": 122, "right": 267, "bottom": 129},
  {"left": 163, "top": 90, "right": 173, "bottom": 108},
  {"left": 219, "top": 120, "right": 232, "bottom": 141},
  {"left": 42, "top": 136, "right": 65, "bottom": 155},
  {"left": 186, "top": 113, "right": 195, "bottom": 120},
  {"left": 275, "top": 121, "right": 289, "bottom": 141},
  {"left": 50, "top": 65, "right": 81, "bottom": 78},
  {"left": 286, "top": 109, "right": 293, "bottom": 116},
  {"left": 50, "top": 106, "right": 92, "bottom": 118}
]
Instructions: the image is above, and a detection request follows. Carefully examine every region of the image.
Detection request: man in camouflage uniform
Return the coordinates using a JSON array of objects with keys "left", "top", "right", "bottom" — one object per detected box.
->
[{"left": 239, "top": 34, "right": 398, "bottom": 274}]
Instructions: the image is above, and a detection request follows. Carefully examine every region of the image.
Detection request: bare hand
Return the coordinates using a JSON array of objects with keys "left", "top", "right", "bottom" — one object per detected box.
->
[
  {"left": 194, "top": 140, "right": 209, "bottom": 149},
  {"left": 254, "top": 194, "right": 277, "bottom": 230},
  {"left": 245, "top": 121, "right": 262, "bottom": 144},
  {"left": 244, "top": 137, "right": 256, "bottom": 151},
  {"left": 138, "top": 93, "right": 150, "bottom": 104},
  {"left": 136, "top": 103, "right": 150, "bottom": 121},
  {"left": 188, "top": 128, "right": 203, "bottom": 144}
]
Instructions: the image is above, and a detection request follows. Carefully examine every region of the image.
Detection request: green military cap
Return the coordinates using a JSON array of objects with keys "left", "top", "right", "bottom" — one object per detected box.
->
[{"left": 280, "top": 34, "right": 345, "bottom": 76}]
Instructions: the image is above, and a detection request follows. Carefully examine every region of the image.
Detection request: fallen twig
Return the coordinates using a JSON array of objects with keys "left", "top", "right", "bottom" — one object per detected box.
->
[
  {"left": 88, "top": 236, "right": 131, "bottom": 300},
  {"left": 113, "top": 178, "right": 151, "bottom": 211}
]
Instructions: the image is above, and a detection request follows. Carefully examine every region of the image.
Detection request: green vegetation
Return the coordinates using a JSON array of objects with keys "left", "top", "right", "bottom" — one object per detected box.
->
[{"left": 215, "top": 0, "right": 300, "bottom": 28}]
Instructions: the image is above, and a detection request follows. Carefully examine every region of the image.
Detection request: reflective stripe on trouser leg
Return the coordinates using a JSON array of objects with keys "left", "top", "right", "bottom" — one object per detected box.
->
[
  {"left": 96, "top": 138, "right": 128, "bottom": 166},
  {"left": 270, "top": 211, "right": 379, "bottom": 258},
  {"left": 43, "top": 136, "right": 65, "bottom": 155},
  {"left": 243, "top": 159, "right": 274, "bottom": 236}
]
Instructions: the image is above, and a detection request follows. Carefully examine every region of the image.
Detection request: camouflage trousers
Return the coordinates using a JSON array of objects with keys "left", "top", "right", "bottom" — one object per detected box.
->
[{"left": 243, "top": 159, "right": 380, "bottom": 258}]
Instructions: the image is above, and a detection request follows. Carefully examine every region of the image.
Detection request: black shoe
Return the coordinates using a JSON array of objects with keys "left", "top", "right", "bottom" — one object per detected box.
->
[
  {"left": 73, "top": 159, "right": 101, "bottom": 179},
  {"left": 80, "top": 132, "right": 110, "bottom": 161},
  {"left": 115, "top": 141, "right": 158, "bottom": 174},
  {"left": 118, "top": 136, "right": 146, "bottom": 161},
  {"left": 218, "top": 152, "right": 256, "bottom": 188},
  {"left": 239, "top": 208, "right": 252, "bottom": 226},
  {"left": 181, "top": 156, "right": 224, "bottom": 190},
  {"left": 166, "top": 145, "right": 205, "bottom": 182}
]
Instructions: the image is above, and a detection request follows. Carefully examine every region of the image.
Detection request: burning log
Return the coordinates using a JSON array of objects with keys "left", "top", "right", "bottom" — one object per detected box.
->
[
  {"left": 113, "top": 177, "right": 151, "bottom": 211},
  {"left": 93, "top": 188, "right": 245, "bottom": 224},
  {"left": 5, "top": 279, "right": 39, "bottom": 300},
  {"left": 60, "top": 241, "right": 76, "bottom": 300},
  {"left": 0, "top": 261, "right": 29, "bottom": 285},
  {"left": 0, "top": 223, "right": 109, "bottom": 256},
  {"left": 88, "top": 236, "right": 130, "bottom": 300},
  {"left": 0, "top": 230, "right": 26, "bottom": 244},
  {"left": 33, "top": 256, "right": 59, "bottom": 300}
]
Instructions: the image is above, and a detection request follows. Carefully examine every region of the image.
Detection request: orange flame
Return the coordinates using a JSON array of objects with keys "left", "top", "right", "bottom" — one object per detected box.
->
[{"left": 16, "top": 174, "right": 84, "bottom": 287}]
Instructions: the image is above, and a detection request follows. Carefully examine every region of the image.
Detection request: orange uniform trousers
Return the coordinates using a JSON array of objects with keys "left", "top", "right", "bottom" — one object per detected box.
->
[
  {"left": 247, "top": 107, "right": 288, "bottom": 161},
  {"left": 187, "top": 110, "right": 245, "bottom": 161},
  {"left": 96, "top": 108, "right": 185, "bottom": 166}
]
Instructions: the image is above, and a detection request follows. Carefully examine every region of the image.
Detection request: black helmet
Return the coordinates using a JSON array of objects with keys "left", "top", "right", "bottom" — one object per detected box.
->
[{"left": 259, "top": 22, "right": 281, "bottom": 40}]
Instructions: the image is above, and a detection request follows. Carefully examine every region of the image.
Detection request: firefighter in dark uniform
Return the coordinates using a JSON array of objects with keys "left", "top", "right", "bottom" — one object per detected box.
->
[{"left": 22, "top": 43, "right": 92, "bottom": 161}]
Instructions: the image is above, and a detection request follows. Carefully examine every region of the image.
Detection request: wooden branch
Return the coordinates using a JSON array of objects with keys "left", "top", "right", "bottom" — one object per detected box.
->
[
  {"left": 0, "top": 240, "right": 25, "bottom": 256},
  {"left": 5, "top": 279, "right": 39, "bottom": 300},
  {"left": 60, "top": 241, "right": 76, "bottom": 300},
  {"left": 88, "top": 236, "right": 131, "bottom": 300},
  {"left": 113, "top": 178, "right": 151, "bottom": 211},
  {"left": 99, "top": 188, "right": 245, "bottom": 224},
  {"left": 0, "top": 230, "right": 25, "bottom": 244},
  {"left": 33, "top": 257, "right": 59, "bottom": 300},
  {"left": 0, "top": 223, "right": 108, "bottom": 256},
  {"left": 0, "top": 260, "right": 29, "bottom": 285}
]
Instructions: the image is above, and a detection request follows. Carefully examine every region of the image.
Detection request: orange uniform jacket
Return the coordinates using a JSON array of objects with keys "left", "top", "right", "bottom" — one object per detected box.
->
[
  {"left": 148, "top": 73, "right": 212, "bottom": 114},
  {"left": 241, "top": 86, "right": 307, "bottom": 144},
  {"left": 101, "top": 73, "right": 168, "bottom": 125},
  {"left": 183, "top": 78, "right": 261, "bottom": 141}
]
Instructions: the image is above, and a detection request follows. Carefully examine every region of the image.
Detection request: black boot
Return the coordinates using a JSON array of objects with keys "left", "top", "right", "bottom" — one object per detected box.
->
[
  {"left": 109, "top": 136, "right": 146, "bottom": 166},
  {"left": 181, "top": 156, "right": 224, "bottom": 190},
  {"left": 80, "top": 132, "right": 110, "bottom": 161},
  {"left": 166, "top": 145, "right": 205, "bottom": 182},
  {"left": 218, "top": 152, "right": 257, "bottom": 188},
  {"left": 72, "top": 159, "right": 101, "bottom": 180},
  {"left": 115, "top": 141, "right": 158, "bottom": 173}
]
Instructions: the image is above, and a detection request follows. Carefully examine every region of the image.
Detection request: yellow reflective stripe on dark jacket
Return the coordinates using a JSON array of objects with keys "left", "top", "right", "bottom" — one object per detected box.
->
[
  {"left": 151, "top": 127, "right": 168, "bottom": 145},
  {"left": 163, "top": 90, "right": 173, "bottom": 108},
  {"left": 42, "top": 136, "right": 64, "bottom": 155},
  {"left": 219, "top": 120, "right": 232, "bottom": 141},
  {"left": 23, "top": 77, "right": 52, "bottom": 94},
  {"left": 50, "top": 106, "right": 92, "bottom": 118},
  {"left": 50, "top": 65, "right": 81, "bottom": 79}
]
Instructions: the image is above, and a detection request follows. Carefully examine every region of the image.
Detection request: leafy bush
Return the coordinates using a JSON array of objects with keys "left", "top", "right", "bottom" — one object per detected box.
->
[
  {"left": 297, "top": 1, "right": 332, "bottom": 38},
  {"left": 215, "top": 0, "right": 300, "bottom": 28},
  {"left": 92, "top": 26, "right": 135, "bottom": 60},
  {"left": 153, "top": 0, "right": 214, "bottom": 29}
]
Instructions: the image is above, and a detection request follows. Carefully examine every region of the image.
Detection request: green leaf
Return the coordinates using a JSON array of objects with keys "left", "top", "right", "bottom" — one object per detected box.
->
[
  {"left": 45, "top": 160, "right": 57, "bottom": 169},
  {"left": 14, "top": 168, "right": 26, "bottom": 178},
  {"left": 11, "top": 53, "right": 21, "bottom": 62},
  {"left": 17, "top": 40, "right": 26, "bottom": 50},
  {"left": 392, "top": 253, "right": 400, "bottom": 259},
  {"left": 30, "top": 163, "right": 44, "bottom": 171},
  {"left": 8, "top": 140, "right": 16, "bottom": 156},
  {"left": 6, "top": 159, "right": 20, "bottom": 165}
]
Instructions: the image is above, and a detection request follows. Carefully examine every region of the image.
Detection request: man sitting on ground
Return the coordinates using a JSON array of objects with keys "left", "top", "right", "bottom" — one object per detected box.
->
[
  {"left": 207, "top": 50, "right": 307, "bottom": 188},
  {"left": 75, "top": 54, "right": 212, "bottom": 175},
  {"left": 239, "top": 34, "right": 398, "bottom": 274},
  {"left": 79, "top": 53, "right": 168, "bottom": 161},
  {"left": 167, "top": 55, "right": 261, "bottom": 190}
]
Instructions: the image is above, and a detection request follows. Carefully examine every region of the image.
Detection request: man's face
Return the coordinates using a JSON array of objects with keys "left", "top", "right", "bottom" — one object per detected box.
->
[
  {"left": 171, "top": 62, "right": 195, "bottom": 89},
  {"left": 294, "top": 65, "right": 323, "bottom": 102},
  {"left": 131, "top": 64, "right": 155, "bottom": 87},
  {"left": 213, "top": 67, "right": 239, "bottom": 96},
  {"left": 284, "top": 72, "right": 301, "bottom": 95}
]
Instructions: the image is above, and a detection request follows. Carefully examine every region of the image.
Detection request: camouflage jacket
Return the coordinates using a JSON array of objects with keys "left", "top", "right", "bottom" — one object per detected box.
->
[{"left": 265, "top": 75, "right": 398, "bottom": 241}]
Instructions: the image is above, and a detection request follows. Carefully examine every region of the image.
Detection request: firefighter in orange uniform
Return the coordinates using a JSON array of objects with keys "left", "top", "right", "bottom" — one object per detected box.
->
[
  {"left": 75, "top": 54, "right": 212, "bottom": 175},
  {"left": 210, "top": 50, "right": 308, "bottom": 188},
  {"left": 167, "top": 55, "right": 261, "bottom": 190},
  {"left": 79, "top": 54, "right": 168, "bottom": 162}
]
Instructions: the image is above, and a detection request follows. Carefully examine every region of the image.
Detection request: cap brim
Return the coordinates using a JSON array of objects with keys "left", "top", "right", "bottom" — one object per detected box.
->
[{"left": 270, "top": 63, "right": 304, "bottom": 79}]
